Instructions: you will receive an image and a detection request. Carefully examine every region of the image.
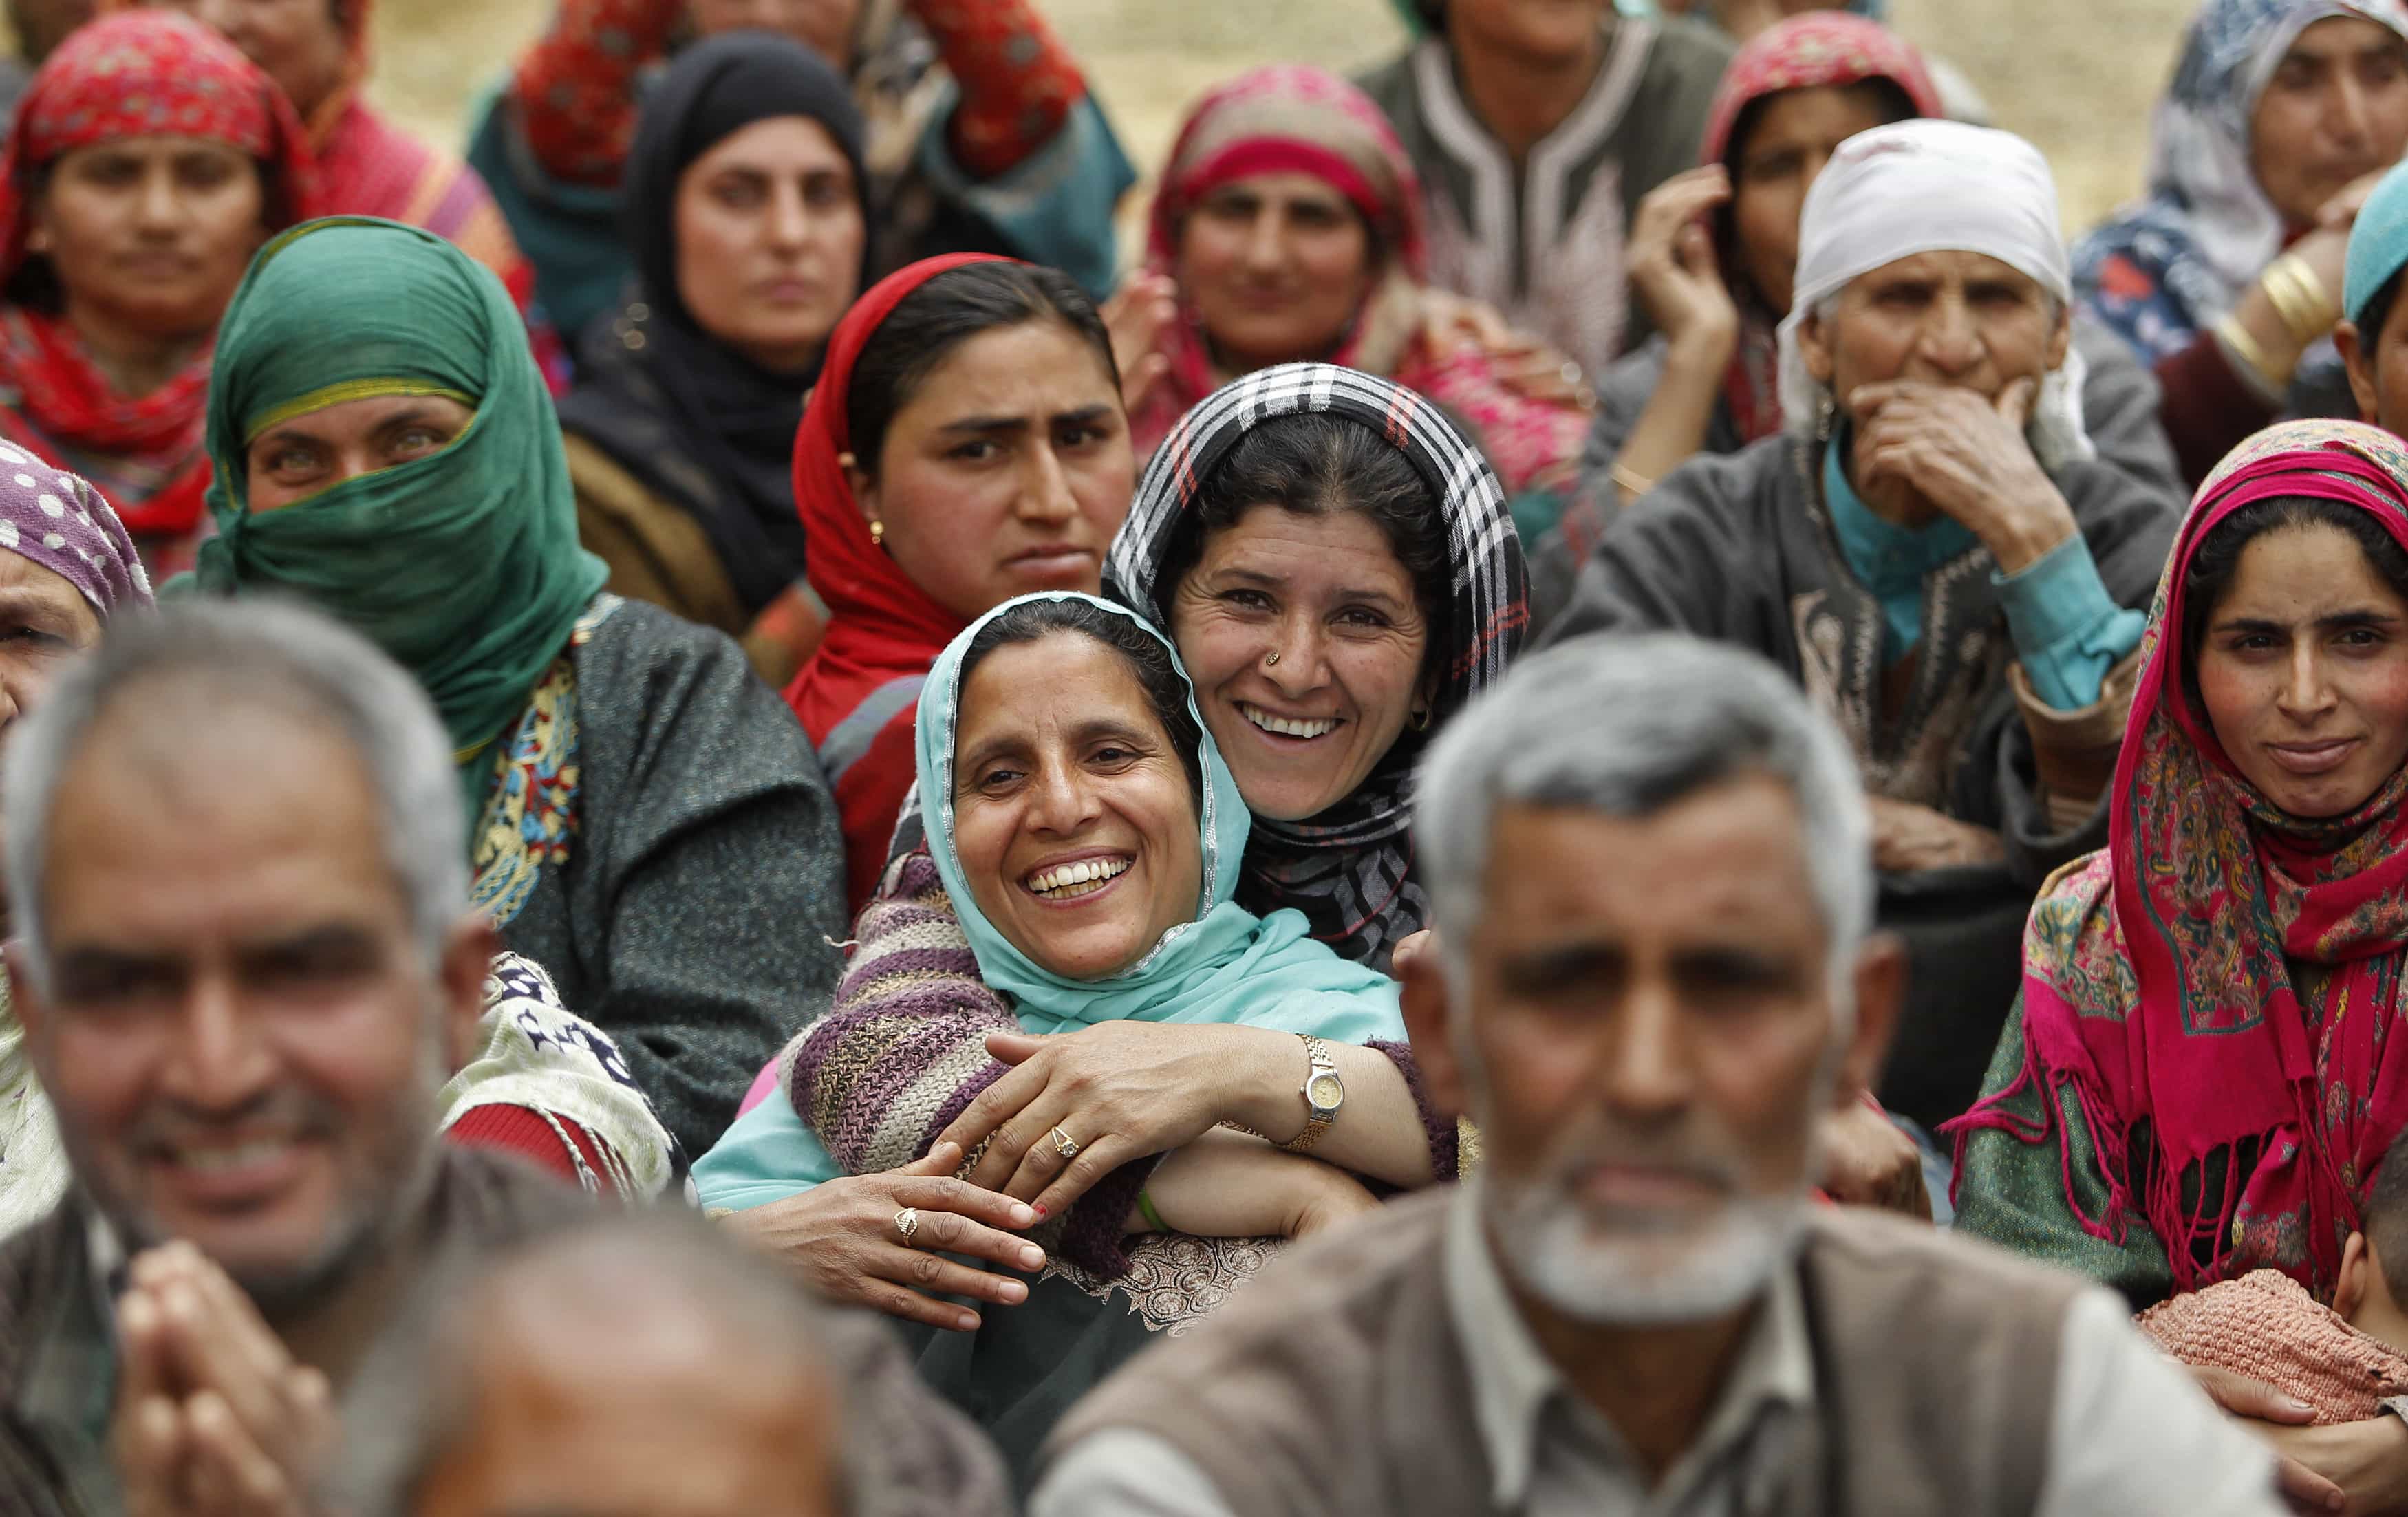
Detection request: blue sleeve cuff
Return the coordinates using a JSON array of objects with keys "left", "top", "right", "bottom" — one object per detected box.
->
[
  {"left": 691, "top": 1083, "right": 837, "bottom": 1210},
  {"left": 1990, "top": 535, "right": 2147, "bottom": 711},
  {"left": 913, "top": 90, "right": 1137, "bottom": 303}
]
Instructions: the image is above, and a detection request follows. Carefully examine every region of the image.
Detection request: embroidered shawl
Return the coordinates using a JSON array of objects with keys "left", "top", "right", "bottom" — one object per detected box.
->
[{"left": 1953, "top": 419, "right": 2408, "bottom": 1298}]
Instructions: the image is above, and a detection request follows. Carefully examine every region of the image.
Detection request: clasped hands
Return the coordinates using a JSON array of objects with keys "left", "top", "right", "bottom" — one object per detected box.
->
[{"left": 111, "top": 1242, "right": 334, "bottom": 1517}]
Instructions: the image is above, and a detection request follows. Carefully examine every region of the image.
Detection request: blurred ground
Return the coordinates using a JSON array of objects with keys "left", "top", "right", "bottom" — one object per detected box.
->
[{"left": 77, "top": 0, "right": 2210, "bottom": 246}]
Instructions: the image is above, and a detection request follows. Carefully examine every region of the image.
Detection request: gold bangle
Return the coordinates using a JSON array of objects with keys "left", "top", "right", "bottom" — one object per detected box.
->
[
  {"left": 2261, "top": 254, "right": 2340, "bottom": 346},
  {"left": 1609, "top": 464, "right": 1656, "bottom": 500},
  {"left": 2216, "top": 313, "right": 2279, "bottom": 387}
]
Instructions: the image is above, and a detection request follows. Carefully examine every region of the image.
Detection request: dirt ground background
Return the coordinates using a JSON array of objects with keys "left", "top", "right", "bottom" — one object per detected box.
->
[{"left": 58, "top": 0, "right": 2212, "bottom": 247}]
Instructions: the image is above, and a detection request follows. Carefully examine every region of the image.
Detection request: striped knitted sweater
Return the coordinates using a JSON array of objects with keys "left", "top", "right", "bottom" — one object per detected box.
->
[{"left": 782, "top": 848, "right": 1458, "bottom": 1277}]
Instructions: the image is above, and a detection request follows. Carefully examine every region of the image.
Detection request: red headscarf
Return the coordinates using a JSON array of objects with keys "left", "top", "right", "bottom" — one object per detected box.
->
[
  {"left": 785, "top": 253, "right": 1013, "bottom": 910},
  {"left": 0, "top": 11, "right": 318, "bottom": 544},
  {"left": 96, "top": 0, "right": 375, "bottom": 143},
  {"left": 1696, "top": 13, "right": 1941, "bottom": 444},
  {"left": 1954, "top": 420, "right": 2408, "bottom": 1300},
  {"left": 1134, "top": 66, "right": 1430, "bottom": 457}
]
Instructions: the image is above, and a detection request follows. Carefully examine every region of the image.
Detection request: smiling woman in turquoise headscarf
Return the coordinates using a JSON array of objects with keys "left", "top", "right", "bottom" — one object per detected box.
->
[
  {"left": 184, "top": 216, "right": 849, "bottom": 1159},
  {"left": 698, "top": 590, "right": 1432, "bottom": 1485}
]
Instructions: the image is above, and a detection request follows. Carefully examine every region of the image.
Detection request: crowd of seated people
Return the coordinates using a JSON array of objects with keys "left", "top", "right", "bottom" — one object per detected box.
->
[{"left": 12, "top": 0, "right": 2408, "bottom": 1511}]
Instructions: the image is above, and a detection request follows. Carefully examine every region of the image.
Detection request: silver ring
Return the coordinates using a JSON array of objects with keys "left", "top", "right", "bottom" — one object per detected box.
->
[
  {"left": 1049, "top": 1125, "right": 1081, "bottom": 1161},
  {"left": 895, "top": 1206, "right": 920, "bottom": 1246}
]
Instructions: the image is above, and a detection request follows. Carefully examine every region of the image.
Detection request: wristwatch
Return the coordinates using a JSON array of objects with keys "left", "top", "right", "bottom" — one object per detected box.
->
[{"left": 1281, "top": 1035, "right": 1344, "bottom": 1154}]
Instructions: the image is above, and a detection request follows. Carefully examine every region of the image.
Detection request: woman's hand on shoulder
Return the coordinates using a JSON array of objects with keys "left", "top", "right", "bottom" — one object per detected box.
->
[
  {"left": 716, "top": 1143, "right": 1048, "bottom": 1333},
  {"left": 938, "top": 1022, "right": 1293, "bottom": 1218}
]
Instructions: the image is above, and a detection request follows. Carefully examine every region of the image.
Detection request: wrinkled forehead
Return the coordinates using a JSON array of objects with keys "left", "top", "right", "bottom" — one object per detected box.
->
[
  {"left": 1471, "top": 787, "right": 1831, "bottom": 963},
  {"left": 38, "top": 678, "right": 400, "bottom": 918}
]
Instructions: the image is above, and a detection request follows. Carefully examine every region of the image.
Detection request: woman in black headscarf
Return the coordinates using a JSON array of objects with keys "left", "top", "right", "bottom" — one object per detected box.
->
[{"left": 557, "top": 32, "right": 871, "bottom": 686}]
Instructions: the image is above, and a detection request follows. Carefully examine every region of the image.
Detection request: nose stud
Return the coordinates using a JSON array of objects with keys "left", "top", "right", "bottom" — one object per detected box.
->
[{"left": 1265, "top": 652, "right": 1280, "bottom": 667}]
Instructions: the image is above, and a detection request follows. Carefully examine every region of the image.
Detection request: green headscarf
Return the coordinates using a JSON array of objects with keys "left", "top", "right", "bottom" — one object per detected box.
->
[
  {"left": 917, "top": 592, "right": 1405, "bottom": 1042},
  {"left": 189, "top": 217, "right": 608, "bottom": 816}
]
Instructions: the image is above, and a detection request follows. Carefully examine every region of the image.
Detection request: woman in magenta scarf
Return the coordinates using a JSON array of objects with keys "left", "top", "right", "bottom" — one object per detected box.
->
[{"left": 1956, "top": 420, "right": 2408, "bottom": 1316}]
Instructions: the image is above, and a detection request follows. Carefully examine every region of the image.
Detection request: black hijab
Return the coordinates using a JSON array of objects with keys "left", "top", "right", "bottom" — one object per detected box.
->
[{"left": 556, "top": 31, "right": 870, "bottom": 614}]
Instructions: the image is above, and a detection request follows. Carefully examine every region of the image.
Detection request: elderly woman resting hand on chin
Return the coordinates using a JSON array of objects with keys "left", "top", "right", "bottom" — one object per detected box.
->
[{"left": 704, "top": 591, "right": 1423, "bottom": 1481}]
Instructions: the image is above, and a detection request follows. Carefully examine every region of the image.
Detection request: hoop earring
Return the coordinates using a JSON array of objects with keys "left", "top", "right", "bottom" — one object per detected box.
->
[{"left": 1410, "top": 706, "right": 1432, "bottom": 733}]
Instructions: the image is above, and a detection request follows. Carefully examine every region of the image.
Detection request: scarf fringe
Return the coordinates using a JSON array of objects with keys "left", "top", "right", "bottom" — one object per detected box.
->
[
  {"left": 1946, "top": 1026, "right": 2133, "bottom": 1247},
  {"left": 1948, "top": 1012, "right": 2299, "bottom": 1294}
]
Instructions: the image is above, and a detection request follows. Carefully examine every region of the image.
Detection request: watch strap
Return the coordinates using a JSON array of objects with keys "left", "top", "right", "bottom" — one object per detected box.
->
[{"left": 1280, "top": 1035, "right": 1340, "bottom": 1155}]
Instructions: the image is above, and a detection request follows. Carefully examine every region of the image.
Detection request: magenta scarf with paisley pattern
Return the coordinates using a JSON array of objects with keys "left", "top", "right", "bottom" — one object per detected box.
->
[{"left": 1957, "top": 419, "right": 2408, "bottom": 1298}]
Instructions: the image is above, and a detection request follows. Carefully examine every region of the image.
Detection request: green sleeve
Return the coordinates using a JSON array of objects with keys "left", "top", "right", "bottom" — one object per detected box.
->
[{"left": 1953, "top": 996, "right": 2175, "bottom": 1309}]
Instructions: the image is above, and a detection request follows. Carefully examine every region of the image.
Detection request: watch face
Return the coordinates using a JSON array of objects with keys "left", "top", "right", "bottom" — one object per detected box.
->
[{"left": 1309, "top": 1073, "right": 1345, "bottom": 1108}]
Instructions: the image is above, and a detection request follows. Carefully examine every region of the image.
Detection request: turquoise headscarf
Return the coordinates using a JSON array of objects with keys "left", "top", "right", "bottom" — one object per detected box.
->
[
  {"left": 189, "top": 217, "right": 608, "bottom": 811},
  {"left": 2347, "top": 157, "right": 2408, "bottom": 331},
  {"left": 918, "top": 592, "right": 1405, "bottom": 1041}
]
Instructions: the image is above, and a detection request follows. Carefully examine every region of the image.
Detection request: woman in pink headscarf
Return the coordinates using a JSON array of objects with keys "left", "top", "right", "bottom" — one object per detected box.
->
[{"left": 1120, "top": 65, "right": 1588, "bottom": 536}]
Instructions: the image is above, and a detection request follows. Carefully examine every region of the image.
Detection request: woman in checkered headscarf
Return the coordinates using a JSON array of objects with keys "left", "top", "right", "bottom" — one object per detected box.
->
[{"left": 1107, "top": 362, "right": 1529, "bottom": 973}]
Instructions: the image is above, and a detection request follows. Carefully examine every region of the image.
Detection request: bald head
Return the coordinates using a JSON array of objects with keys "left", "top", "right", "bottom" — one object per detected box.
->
[{"left": 343, "top": 1214, "right": 848, "bottom": 1517}]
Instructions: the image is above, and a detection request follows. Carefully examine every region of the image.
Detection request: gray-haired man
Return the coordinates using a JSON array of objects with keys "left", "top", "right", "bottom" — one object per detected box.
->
[
  {"left": 0, "top": 599, "right": 595, "bottom": 1517},
  {"left": 1033, "top": 634, "right": 2281, "bottom": 1517}
]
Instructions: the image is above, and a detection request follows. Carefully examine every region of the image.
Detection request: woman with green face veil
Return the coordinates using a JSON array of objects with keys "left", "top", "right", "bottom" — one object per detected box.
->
[{"left": 184, "top": 217, "right": 848, "bottom": 1158}]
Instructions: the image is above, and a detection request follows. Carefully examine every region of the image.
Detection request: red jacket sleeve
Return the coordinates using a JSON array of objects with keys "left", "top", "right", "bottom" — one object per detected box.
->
[
  {"left": 447, "top": 1104, "right": 623, "bottom": 1195},
  {"left": 508, "top": 0, "right": 683, "bottom": 188},
  {"left": 911, "top": 0, "right": 1088, "bottom": 180}
]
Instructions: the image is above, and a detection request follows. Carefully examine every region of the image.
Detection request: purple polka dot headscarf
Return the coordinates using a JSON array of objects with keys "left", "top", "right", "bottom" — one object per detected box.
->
[{"left": 0, "top": 440, "right": 154, "bottom": 616}]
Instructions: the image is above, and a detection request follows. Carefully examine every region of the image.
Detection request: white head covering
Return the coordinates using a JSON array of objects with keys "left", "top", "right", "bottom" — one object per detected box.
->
[{"left": 1776, "top": 119, "right": 2094, "bottom": 471}]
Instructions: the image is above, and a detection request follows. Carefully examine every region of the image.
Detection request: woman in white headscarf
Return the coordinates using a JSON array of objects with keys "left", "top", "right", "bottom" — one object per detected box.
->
[{"left": 1539, "top": 120, "right": 2182, "bottom": 1128}]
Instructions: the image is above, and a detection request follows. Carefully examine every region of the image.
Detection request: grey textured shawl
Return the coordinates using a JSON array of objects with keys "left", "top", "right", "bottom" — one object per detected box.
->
[
  {"left": 1538, "top": 434, "right": 2178, "bottom": 1126},
  {"left": 500, "top": 600, "right": 848, "bottom": 1156}
]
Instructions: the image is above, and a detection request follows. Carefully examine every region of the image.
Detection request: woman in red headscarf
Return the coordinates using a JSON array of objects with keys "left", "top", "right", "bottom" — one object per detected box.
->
[
  {"left": 0, "top": 10, "right": 317, "bottom": 576},
  {"left": 1957, "top": 419, "right": 2408, "bottom": 1309},
  {"left": 786, "top": 254, "right": 1137, "bottom": 911},
  {"left": 1953, "top": 416, "right": 2408, "bottom": 1498},
  {"left": 1119, "top": 65, "right": 1589, "bottom": 543},
  {"left": 104, "top": 0, "right": 533, "bottom": 306}
]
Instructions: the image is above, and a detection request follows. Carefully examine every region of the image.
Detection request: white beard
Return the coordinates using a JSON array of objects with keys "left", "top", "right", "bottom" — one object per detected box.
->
[{"left": 1489, "top": 1179, "right": 1810, "bottom": 1326}]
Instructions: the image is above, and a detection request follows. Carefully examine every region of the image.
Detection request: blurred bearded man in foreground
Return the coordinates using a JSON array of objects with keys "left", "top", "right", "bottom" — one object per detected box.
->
[{"left": 1031, "top": 634, "right": 2281, "bottom": 1517}]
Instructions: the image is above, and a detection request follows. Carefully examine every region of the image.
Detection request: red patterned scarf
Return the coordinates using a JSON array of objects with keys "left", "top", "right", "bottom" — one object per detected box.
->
[
  {"left": 1954, "top": 419, "right": 2408, "bottom": 1298},
  {"left": 0, "top": 12, "right": 316, "bottom": 540}
]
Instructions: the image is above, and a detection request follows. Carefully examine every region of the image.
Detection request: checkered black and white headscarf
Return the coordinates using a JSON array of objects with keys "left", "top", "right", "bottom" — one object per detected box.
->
[{"left": 1106, "top": 363, "right": 1527, "bottom": 970}]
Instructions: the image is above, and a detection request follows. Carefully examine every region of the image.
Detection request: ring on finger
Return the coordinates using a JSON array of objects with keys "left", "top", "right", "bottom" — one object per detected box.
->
[
  {"left": 1049, "top": 1125, "right": 1080, "bottom": 1161},
  {"left": 895, "top": 1206, "right": 921, "bottom": 1247}
]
